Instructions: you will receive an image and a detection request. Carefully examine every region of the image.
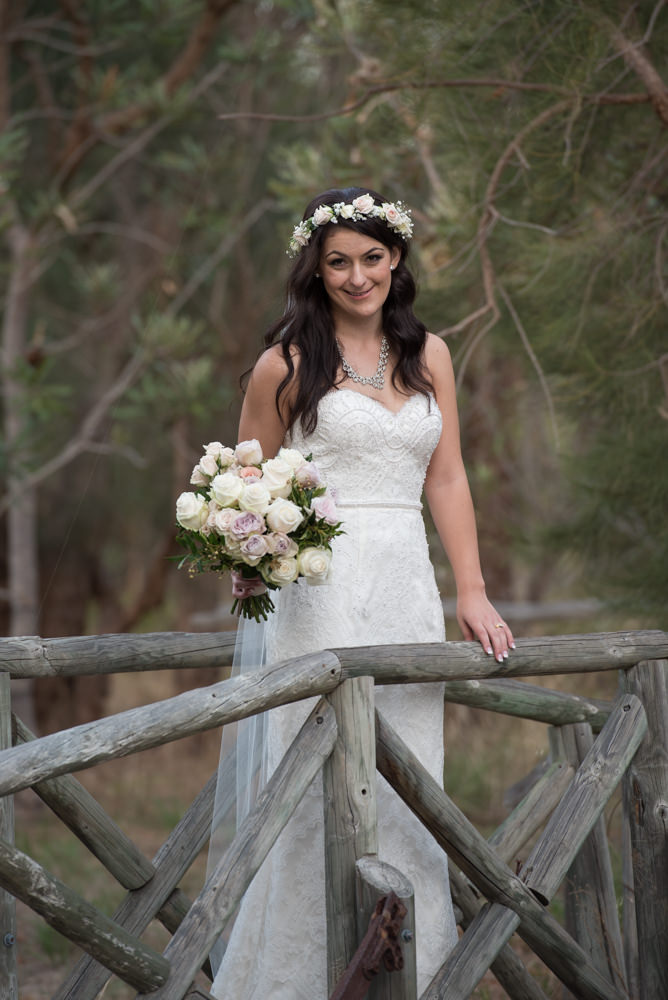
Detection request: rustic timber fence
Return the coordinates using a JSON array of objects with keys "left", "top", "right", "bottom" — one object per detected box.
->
[{"left": 0, "top": 629, "right": 667, "bottom": 1000}]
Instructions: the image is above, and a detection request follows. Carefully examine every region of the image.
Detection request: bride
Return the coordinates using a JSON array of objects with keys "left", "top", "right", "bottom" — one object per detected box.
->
[{"left": 210, "top": 187, "right": 514, "bottom": 998}]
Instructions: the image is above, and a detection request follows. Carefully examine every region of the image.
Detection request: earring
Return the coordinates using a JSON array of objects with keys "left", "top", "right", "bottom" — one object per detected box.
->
[
  {"left": 390, "top": 265, "right": 395, "bottom": 271},
  {"left": 315, "top": 272, "right": 321, "bottom": 278}
]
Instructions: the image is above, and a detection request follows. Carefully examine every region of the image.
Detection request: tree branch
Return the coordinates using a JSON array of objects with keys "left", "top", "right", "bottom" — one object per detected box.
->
[
  {"left": 607, "top": 20, "right": 668, "bottom": 127},
  {"left": 217, "top": 79, "right": 651, "bottom": 125}
]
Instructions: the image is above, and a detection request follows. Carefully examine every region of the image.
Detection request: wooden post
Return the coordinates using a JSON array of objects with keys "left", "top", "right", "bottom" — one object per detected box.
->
[
  {"left": 621, "top": 659, "right": 668, "bottom": 1000},
  {"left": 0, "top": 673, "right": 18, "bottom": 1000},
  {"left": 323, "top": 677, "right": 377, "bottom": 992},
  {"left": 355, "top": 855, "right": 417, "bottom": 1000},
  {"left": 560, "top": 724, "right": 626, "bottom": 995}
]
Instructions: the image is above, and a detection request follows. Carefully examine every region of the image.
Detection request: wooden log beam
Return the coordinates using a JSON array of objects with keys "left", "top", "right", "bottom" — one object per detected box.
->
[
  {"left": 13, "top": 716, "right": 154, "bottom": 890},
  {"left": 1, "top": 629, "right": 666, "bottom": 681},
  {"left": 557, "top": 725, "right": 626, "bottom": 994},
  {"left": 621, "top": 659, "right": 668, "bottom": 1000},
  {"left": 0, "top": 631, "right": 237, "bottom": 678},
  {"left": 0, "top": 650, "right": 341, "bottom": 795},
  {"left": 54, "top": 768, "right": 219, "bottom": 1000},
  {"left": 488, "top": 759, "right": 575, "bottom": 866},
  {"left": 520, "top": 696, "right": 647, "bottom": 903},
  {"left": 449, "top": 869, "right": 550, "bottom": 1000},
  {"left": 442, "top": 678, "right": 612, "bottom": 731},
  {"left": 324, "top": 677, "right": 377, "bottom": 991},
  {"left": 137, "top": 700, "right": 337, "bottom": 1000},
  {"left": 336, "top": 630, "right": 668, "bottom": 682},
  {"left": 375, "top": 706, "right": 633, "bottom": 1000},
  {"left": 355, "top": 856, "right": 417, "bottom": 1000},
  {"left": 0, "top": 839, "right": 169, "bottom": 992}
]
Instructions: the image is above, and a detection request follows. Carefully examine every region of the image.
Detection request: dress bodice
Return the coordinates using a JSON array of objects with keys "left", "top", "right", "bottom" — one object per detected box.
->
[{"left": 285, "top": 389, "right": 442, "bottom": 506}]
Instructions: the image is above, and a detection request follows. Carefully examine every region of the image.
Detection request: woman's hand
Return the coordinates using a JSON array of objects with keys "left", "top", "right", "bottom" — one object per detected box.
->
[{"left": 456, "top": 590, "right": 515, "bottom": 663}]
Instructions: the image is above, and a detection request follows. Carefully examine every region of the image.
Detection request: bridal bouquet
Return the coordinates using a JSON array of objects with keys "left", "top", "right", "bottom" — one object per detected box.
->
[{"left": 175, "top": 439, "right": 343, "bottom": 621}]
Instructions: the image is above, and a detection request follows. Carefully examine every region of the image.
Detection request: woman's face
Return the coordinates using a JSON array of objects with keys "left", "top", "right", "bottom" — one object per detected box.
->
[{"left": 318, "top": 229, "right": 401, "bottom": 326}]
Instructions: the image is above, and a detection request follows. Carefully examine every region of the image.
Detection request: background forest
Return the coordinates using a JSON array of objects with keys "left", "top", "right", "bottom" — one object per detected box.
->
[{"left": 1, "top": 1, "right": 666, "bottom": 994}]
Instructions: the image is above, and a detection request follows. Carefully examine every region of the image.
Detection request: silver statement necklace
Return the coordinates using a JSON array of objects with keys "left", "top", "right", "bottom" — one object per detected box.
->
[{"left": 336, "top": 336, "right": 389, "bottom": 390}]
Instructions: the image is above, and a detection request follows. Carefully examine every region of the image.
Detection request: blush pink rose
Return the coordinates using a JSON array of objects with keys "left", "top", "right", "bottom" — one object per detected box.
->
[
  {"left": 310, "top": 494, "right": 339, "bottom": 525},
  {"left": 229, "top": 511, "right": 266, "bottom": 540}
]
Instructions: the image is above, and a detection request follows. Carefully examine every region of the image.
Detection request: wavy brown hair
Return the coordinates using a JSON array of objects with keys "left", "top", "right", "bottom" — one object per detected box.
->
[{"left": 258, "top": 186, "right": 433, "bottom": 434}]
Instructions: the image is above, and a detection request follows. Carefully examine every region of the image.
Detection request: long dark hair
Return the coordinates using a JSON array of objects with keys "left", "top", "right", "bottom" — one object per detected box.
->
[{"left": 262, "top": 186, "right": 433, "bottom": 434}]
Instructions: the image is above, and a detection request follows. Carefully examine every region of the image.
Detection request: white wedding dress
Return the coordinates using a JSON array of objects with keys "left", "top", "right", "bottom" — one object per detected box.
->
[{"left": 211, "top": 388, "right": 458, "bottom": 999}]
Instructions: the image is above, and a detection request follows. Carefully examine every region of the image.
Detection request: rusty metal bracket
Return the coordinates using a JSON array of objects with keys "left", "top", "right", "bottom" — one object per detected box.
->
[{"left": 329, "top": 890, "right": 407, "bottom": 1000}]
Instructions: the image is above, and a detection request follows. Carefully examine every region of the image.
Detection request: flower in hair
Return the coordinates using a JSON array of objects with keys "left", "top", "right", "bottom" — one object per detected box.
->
[{"left": 287, "top": 195, "right": 413, "bottom": 257}]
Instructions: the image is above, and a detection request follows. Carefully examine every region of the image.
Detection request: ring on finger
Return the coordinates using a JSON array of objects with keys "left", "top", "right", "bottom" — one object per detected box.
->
[{"left": 494, "top": 622, "right": 504, "bottom": 629}]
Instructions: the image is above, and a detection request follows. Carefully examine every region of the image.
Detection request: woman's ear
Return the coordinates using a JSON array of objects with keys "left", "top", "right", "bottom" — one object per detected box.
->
[{"left": 390, "top": 247, "right": 401, "bottom": 270}]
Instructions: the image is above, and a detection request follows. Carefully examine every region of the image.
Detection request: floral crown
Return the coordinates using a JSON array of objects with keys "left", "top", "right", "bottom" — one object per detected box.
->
[{"left": 287, "top": 192, "right": 413, "bottom": 257}]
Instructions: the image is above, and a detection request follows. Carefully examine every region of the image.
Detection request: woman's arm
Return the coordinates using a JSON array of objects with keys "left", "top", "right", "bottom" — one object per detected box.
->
[
  {"left": 237, "top": 345, "right": 292, "bottom": 459},
  {"left": 423, "top": 334, "right": 514, "bottom": 662}
]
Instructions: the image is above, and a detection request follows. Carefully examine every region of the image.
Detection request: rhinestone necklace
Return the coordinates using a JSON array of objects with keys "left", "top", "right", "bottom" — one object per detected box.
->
[{"left": 336, "top": 336, "right": 389, "bottom": 390}]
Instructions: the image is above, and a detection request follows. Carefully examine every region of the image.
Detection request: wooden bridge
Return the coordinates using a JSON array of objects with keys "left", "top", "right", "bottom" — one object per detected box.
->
[{"left": 0, "top": 629, "right": 667, "bottom": 999}]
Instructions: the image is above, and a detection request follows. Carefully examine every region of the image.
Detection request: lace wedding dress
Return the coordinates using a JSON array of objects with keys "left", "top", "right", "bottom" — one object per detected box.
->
[{"left": 211, "top": 389, "right": 458, "bottom": 999}]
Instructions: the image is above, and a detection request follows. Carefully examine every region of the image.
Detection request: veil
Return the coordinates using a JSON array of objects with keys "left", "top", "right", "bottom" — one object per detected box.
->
[{"left": 206, "top": 613, "right": 268, "bottom": 975}]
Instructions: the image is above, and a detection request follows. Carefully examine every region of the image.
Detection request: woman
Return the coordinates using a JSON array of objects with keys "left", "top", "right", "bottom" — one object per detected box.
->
[{"left": 211, "top": 187, "right": 514, "bottom": 998}]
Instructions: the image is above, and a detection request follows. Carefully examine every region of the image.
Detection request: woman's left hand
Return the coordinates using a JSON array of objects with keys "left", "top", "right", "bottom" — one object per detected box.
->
[{"left": 456, "top": 592, "right": 515, "bottom": 663}]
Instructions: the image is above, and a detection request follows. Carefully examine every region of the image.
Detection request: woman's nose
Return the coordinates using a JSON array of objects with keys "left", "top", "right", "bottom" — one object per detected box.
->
[{"left": 349, "top": 263, "right": 365, "bottom": 286}]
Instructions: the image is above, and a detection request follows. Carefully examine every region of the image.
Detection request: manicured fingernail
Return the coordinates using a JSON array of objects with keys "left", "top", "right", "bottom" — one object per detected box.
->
[
  {"left": 486, "top": 647, "right": 493, "bottom": 655},
  {"left": 496, "top": 653, "right": 504, "bottom": 662},
  {"left": 511, "top": 642, "right": 516, "bottom": 649},
  {"left": 503, "top": 650, "right": 508, "bottom": 659}
]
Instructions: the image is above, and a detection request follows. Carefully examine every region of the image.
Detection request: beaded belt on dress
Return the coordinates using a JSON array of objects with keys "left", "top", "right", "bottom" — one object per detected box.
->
[{"left": 336, "top": 499, "right": 422, "bottom": 511}]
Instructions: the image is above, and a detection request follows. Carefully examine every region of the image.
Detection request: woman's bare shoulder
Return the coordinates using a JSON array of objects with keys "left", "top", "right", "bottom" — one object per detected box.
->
[{"left": 249, "top": 343, "right": 299, "bottom": 390}]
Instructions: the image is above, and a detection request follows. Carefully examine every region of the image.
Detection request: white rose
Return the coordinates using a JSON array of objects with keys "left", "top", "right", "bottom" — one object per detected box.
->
[
  {"left": 381, "top": 203, "right": 401, "bottom": 225},
  {"left": 205, "top": 442, "right": 235, "bottom": 466},
  {"left": 234, "top": 439, "right": 263, "bottom": 466},
  {"left": 213, "top": 507, "right": 237, "bottom": 533},
  {"left": 313, "top": 205, "right": 334, "bottom": 226},
  {"left": 238, "top": 481, "right": 272, "bottom": 515},
  {"left": 263, "top": 556, "right": 299, "bottom": 587},
  {"left": 190, "top": 465, "right": 208, "bottom": 486},
  {"left": 210, "top": 472, "right": 244, "bottom": 507},
  {"left": 223, "top": 535, "right": 243, "bottom": 556},
  {"left": 261, "top": 457, "right": 293, "bottom": 498},
  {"left": 339, "top": 203, "right": 355, "bottom": 219},
  {"left": 352, "top": 194, "right": 375, "bottom": 214},
  {"left": 265, "top": 498, "right": 304, "bottom": 534},
  {"left": 176, "top": 492, "right": 209, "bottom": 531},
  {"left": 297, "top": 546, "right": 332, "bottom": 584},
  {"left": 278, "top": 447, "right": 306, "bottom": 470},
  {"left": 197, "top": 453, "right": 218, "bottom": 478},
  {"left": 292, "top": 224, "right": 310, "bottom": 247}
]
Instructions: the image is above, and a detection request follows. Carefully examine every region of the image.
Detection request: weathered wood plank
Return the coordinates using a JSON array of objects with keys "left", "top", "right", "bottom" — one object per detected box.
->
[
  {"left": 442, "top": 678, "right": 612, "bottom": 731},
  {"left": 54, "top": 769, "right": 218, "bottom": 1000},
  {"left": 324, "top": 677, "right": 377, "bottom": 991},
  {"left": 448, "top": 869, "right": 549, "bottom": 1000},
  {"left": 0, "top": 650, "right": 342, "bottom": 796},
  {"left": 375, "top": 709, "right": 629, "bottom": 1000},
  {"left": 560, "top": 724, "right": 627, "bottom": 995},
  {"left": 12, "top": 715, "right": 154, "bottom": 890},
  {"left": 621, "top": 659, "right": 668, "bottom": 1000},
  {"left": 488, "top": 760, "right": 575, "bottom": 866},
  {"left": 137, "top": 700, "right": 337, "bottom": 1000},
  {"left": 0, "top": 838, "right": 169, "bottom": 991},
  {"left": 0, "top": 674, "right": 18, "bottom": 1000},
  {"left": 336, "top": 630, "right": 668, "bottom": 681},
  {"left": 355, "top": 856, "right": 416, "bottom": 1000},
  {"left": 1, "top": 631, "right": 236, "bottom": 678},
  {"left": 520, "top": 695, "right": 647, "bottom": 904},
  {"left": 2, "top": 629, "right": 666, "bottom": 680}
]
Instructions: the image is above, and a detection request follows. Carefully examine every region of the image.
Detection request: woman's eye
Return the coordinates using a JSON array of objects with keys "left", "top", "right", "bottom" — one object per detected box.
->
[{"left": 366, "top": 254, "right": 383, "bottom": 263}]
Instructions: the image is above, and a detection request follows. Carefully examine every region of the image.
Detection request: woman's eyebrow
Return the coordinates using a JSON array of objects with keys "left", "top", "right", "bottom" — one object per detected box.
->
[{"left": 324, "top": 245, "right": 386, "bottom": 258}]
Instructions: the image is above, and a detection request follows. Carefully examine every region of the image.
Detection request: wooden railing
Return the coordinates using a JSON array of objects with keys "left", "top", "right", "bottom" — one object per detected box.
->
[{"left": 0, "top": 630, "right": 667, "bottom": 1000}]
